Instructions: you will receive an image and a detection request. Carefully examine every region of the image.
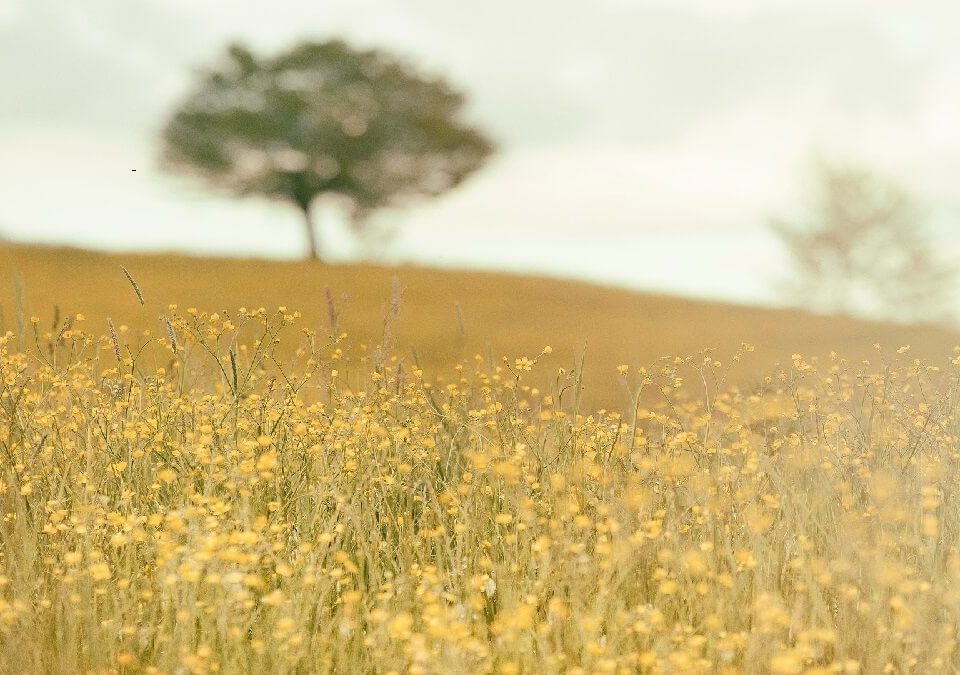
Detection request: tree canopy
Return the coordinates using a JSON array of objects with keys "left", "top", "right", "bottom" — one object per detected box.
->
[{"left": 160, "top": 40, "right": 495, "bottom": 260}]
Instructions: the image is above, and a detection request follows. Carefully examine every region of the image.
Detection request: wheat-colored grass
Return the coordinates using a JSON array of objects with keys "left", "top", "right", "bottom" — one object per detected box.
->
[
  {"left": 2, "top": 301, "right": 960, "bottom": 673},
  {"left": 2, "top": 242, "right": 958, "bottom": 409}
]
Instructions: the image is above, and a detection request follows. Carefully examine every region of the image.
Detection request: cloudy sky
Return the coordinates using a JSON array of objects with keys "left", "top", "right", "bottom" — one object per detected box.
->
[{"left": 1, "top": 0, "right": 959, "bottom": 305}]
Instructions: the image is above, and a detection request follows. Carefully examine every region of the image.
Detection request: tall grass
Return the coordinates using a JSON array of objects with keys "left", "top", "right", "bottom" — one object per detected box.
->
[
  {"left": 6, "top": 241, "right": 960, "bottom": 410},
  {"left": 1, "top": 306, "right": 959, "bottom": 673}
]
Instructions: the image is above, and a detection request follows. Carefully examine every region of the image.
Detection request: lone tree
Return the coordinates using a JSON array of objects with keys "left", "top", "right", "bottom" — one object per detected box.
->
[
  {"left": 771, "top": 161, "right": 955, "bottom": 323},
  {"left": 160, "top": 40, "right": 494, "bottom": 260}
]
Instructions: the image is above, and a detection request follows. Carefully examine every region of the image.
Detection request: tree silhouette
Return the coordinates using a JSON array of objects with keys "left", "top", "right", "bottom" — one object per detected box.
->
[
  {"left": 772, "top": 161, "right": 955, "bottom": 323},
  {"left": 160, "top": 41, "right": 494, "bottom": 260}
]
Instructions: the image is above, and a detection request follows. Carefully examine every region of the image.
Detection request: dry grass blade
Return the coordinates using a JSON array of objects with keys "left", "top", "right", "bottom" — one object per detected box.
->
[
  {"left": 106, "top": 317, "right": 121, "bottom": 362},
  {"left": 163, "top": 315, "right": 178, "bottom": 352},
  {"left": 121, "top": 265, "right": 145, "bottom": 305}
]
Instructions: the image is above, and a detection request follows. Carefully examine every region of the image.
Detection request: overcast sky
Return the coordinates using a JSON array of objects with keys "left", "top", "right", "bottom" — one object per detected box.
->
[{"left": 1, "top": 0, "right": 959, "bottom": 305}]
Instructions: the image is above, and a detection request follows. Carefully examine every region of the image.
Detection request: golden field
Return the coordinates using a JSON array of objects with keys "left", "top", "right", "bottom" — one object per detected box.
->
[
  {"left": 1, "top": 242, "right": 958, "bottom": 409},
  {"left": 3, "top": 244, "right": 960, "bottom": 672}
]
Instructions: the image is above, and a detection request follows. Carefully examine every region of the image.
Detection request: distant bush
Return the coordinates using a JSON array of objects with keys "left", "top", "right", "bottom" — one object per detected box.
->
[{"left": 772, "top": 160, "right": 955, "bottom": 324}]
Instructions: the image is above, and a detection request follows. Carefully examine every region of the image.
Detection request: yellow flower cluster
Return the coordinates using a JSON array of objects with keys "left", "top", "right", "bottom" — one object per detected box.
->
[{"left": 1, "top": 311, "right": 959, "bottom": 673}]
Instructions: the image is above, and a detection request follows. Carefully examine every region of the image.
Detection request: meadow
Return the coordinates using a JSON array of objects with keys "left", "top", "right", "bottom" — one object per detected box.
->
[
  {"left": 2, "top": 242, "right": 958, "bottom": 410},
  {"left": 3, "top": 245, "right": 960, "bottom": 673}
]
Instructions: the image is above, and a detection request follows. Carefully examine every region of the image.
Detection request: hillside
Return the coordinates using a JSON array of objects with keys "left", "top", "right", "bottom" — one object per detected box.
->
[{"left": 1, "top": 242, "right": 957, "bottom": 408}]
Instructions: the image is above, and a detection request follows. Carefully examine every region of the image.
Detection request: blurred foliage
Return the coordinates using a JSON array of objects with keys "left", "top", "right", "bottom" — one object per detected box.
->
[
  {"left": 772, "top": 161, "right": 955, "bottom": 324},
  {"left": 160, "top": 40, "right": 494, "bottom": 260}
]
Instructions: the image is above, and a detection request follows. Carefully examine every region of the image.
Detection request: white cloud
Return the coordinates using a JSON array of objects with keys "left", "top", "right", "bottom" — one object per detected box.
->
[{"left": 0, "top": 0, "right": 23, "bottom": 23}]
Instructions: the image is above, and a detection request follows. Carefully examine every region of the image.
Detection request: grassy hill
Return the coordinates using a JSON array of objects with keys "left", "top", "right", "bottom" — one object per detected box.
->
[
  {"left": 5, "top": 241, "right": 960, "bottom": 671},
  {"left": 1, "top": 241, "right": 957, "bottom": 408}
]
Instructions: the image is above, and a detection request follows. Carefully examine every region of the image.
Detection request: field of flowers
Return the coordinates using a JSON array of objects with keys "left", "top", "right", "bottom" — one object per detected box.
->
[
  {"left": 2, "top": 303, "right": 960, "bottom": 673},
  {"left": 6, "top": 241, "right": 959, "bottom": 412}
]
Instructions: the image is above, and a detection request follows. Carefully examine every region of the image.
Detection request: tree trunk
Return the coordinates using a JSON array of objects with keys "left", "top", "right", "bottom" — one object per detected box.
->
[{"left": 301, "top": 202, "right": 321, "bottom": 261}]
